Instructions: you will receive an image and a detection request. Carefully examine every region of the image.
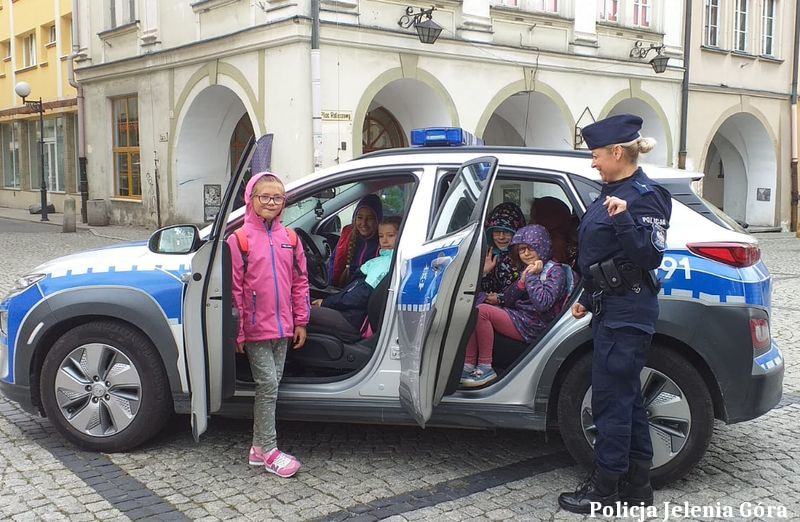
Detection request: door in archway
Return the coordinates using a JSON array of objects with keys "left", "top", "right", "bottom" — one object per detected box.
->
[
  {"left": 363, "top": 106, "right": 407, "bottom": 153},
  {"left": 230, "top": 114, "right": 255, "bottom": 174}
]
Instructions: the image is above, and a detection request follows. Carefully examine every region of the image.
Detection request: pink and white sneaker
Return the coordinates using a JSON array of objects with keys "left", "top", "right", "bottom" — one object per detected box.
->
[{"left": 248, "top": 446, "right": 301, "bottom": 478}]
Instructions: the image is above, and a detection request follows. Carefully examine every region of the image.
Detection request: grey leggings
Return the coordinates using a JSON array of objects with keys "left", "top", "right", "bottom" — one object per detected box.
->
[{"left": 245, "top": 339, "right": 289, "bottom": 450}]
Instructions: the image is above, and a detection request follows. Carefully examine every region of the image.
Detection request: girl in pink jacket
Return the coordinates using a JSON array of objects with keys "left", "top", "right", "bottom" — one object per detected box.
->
[{"left": 227, "top": 172, "right": 310, "bottom": 478}]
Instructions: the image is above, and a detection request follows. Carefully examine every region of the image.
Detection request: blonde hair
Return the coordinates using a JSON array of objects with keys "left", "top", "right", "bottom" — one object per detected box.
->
[
  {"left": 252, "top": 174, "right": 285, "bottom": 193},
  {"left": 609, "top": 137, "right": 657, "bottom": 163}
]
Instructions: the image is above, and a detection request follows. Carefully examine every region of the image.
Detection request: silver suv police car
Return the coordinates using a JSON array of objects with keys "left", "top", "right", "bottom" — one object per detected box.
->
[{"left": 0, "top": 132, "right": 783, "bottom": 486}]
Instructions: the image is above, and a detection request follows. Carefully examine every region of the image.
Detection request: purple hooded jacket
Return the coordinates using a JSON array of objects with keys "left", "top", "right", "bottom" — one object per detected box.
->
[
  {"left": 502, "top": 224, "right": 568, "bottom": 343},
  {"left": 227, "top": 172, "right": 310, "bottom": 344}
]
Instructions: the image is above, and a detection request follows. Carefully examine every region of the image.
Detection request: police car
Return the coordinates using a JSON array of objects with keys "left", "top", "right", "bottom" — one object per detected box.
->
[{"left": 0, "top": 128, "right": 783, "bottom": 486}]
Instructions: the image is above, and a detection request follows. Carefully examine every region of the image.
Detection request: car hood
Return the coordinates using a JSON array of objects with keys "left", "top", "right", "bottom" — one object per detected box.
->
[{"left": 31, "top": 241, "right": 192, "bottom": 279}]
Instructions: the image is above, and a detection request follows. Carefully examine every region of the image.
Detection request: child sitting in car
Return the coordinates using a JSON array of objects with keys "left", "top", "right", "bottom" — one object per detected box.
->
[
  {"left": 480, "top": 202, "right": 526, "bottom": 305},
  {"left": 462, "top": 224, "right": 568, "bottom": 387},
  {"left": 312, "top": 216, "right": 401, "bottom": 333}
]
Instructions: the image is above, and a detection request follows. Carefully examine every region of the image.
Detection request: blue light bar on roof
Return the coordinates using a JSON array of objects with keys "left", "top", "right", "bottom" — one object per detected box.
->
[{"left": 410, "top": 127, "right": 483, "bottom": 147}]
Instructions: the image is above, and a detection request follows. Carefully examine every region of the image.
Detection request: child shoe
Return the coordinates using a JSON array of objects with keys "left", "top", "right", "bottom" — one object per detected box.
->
[
  {"left": 460, "top": 365, "right": 475, "bottom": 385},
  {"left": 249, "top": 446, "right": 300, "bottom": 466},
  {"left": 249, "top": 447, "right": 301, "bottom": 477},
  {"left": 461, "top": 366, "right": 497, "bottom": 388}
]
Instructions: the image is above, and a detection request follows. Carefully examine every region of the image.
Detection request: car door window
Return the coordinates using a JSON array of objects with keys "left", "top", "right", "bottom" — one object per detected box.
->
[
  {"left": 430, "top": 162, "right": 490, "bottom": 239},
  {"left": 570, "top": 175, "right": 601, "bottom": 209}
]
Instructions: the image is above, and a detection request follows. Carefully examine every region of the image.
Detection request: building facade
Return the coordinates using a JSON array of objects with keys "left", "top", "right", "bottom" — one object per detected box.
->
[
  {"left": 0, "top": 0, "right": 78, "bottom": 214},
  {"left": 689, "top": 0, "right": 796, "bottom": 230},
  {"left": 70, "top": 0, "right": 794, "bottom": 229}
]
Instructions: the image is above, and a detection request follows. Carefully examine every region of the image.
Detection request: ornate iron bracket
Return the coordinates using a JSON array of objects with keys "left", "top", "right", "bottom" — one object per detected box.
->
[{"left": 398, "top": 6, "right": 436, "bottom": 29}]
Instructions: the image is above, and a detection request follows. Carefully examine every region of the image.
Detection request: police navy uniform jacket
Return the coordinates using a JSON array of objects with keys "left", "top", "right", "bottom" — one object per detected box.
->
[{"left": 577, "top": 167, "right": 672, "bottom": 334}]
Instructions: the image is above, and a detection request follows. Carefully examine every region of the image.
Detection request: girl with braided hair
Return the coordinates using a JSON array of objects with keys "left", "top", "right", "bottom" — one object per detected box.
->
[{"left": 330, "top": 194, "right": 383, "bottom": 287}]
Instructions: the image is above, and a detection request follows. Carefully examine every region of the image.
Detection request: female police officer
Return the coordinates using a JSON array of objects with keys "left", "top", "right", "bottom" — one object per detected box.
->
[{"left": 558, "top": 114, "right": 671, "bottom": 514}]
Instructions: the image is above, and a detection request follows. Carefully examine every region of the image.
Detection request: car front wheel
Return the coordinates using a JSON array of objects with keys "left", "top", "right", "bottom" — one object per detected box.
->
[
  {"left": 557, "top": 342, "right": 715, "bottom": 487},
  {"left": 40, "top": 320, "right": 173, "bottom": 452}
]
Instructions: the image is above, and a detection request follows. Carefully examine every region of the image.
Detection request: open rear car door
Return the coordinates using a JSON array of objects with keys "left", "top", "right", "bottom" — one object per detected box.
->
[{"left": 397, "top": 157, "right": 499, "bottom": 427}]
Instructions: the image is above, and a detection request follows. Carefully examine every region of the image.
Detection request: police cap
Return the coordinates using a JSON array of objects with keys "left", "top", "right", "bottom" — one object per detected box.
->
[{"left": 581, "top": 113, "right": 643, "bottom": 149}]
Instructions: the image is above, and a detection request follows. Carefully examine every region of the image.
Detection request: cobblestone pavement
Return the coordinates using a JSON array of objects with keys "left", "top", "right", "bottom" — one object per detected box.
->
[{"left": 1, "top": 220, "right": 798, "bottom": 521}]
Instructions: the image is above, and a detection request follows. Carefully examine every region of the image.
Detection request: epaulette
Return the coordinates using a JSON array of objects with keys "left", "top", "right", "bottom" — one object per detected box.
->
[{"left": 632, "top": 180, "right": 653, "bottom": 194}]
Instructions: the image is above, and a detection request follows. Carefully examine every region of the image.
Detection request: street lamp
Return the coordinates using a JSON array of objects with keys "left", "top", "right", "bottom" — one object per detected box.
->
[
  {"left": 398, "top": 6, "right": 443, "bottom": 44},
  {"left": 629, "top": 40, "right": 670, "bottom": 74},
  {"left": 14, "top": 81, "right": 48, "bottom": 221}
]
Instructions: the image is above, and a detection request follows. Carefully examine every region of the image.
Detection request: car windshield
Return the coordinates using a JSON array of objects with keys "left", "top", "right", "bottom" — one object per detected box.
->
[{"left": 281, "top": 182, "right": 359, "bottom": 226}]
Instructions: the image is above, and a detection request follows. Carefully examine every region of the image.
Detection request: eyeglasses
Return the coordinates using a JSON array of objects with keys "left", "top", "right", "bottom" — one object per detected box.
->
[
  {"left": 517, "top": 245, "right": 535, "bottom": 254},
  {"left": 253, "top": 194, "right": 286, "bottom": 205}
]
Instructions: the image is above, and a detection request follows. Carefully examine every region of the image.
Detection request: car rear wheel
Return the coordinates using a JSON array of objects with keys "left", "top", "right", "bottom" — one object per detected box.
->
[
  {"left": 40, "top": 320, "right": 173, "bottom": 452},
  {"left": 557, "top": 342, "right": 714, "bottom": 487}
]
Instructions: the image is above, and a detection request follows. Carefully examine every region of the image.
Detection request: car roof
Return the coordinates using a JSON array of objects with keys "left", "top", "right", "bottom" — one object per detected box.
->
[{"left": 286, "top": 146, "right": 704, "bottom": 190}]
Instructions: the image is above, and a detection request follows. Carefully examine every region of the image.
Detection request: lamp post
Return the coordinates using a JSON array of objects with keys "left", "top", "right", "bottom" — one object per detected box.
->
[{"left": 14, "top": 81, "right": 48, "bottom": 221}]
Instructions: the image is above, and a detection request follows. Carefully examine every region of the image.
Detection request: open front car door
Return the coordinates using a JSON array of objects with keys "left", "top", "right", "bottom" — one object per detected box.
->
[
  {"left": 182, "top": 139, "right": 256, "bottom": 441},
  {"left": 397, "top": 157, "right": 499, "bottom": 427}
]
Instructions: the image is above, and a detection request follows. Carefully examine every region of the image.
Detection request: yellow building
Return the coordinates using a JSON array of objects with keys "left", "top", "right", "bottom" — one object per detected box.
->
[{"left": 0, "top": 0, "right": 77, "bottom": 213}]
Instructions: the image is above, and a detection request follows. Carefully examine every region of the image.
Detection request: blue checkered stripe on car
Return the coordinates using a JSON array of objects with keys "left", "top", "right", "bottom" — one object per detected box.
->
[
  {"left": 398, "top": 246, "right": 460, "bottom": 312},
  {"left": 755, "top": 344, "right": 783, "bottom": 372},
  {"left": 658, "top": 251, "right": 770, "bottom": 309},
  {"left": 38, "top": 260, "right": 189, "bottom": 321}
]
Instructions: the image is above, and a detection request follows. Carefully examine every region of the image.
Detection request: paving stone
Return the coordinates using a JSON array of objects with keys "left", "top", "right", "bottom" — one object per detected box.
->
[{"left": 1, "top": 226, "right": 800, "bottom": 521}]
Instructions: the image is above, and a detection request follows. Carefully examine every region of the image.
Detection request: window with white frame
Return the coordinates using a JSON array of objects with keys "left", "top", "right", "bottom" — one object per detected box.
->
[
  {"left": 761, "top": 0, "right": 775, "bottom": 56},
  {"left": 48, "top": 25, "right": 57, "bottom": 45},
  {"left": 734, "top": 0, "right": 749, "bottom": 52},
  {"left": 530, "top": 0, "right": 558, "bottom": 12},
  {"left": 107, "top": 0, "right": 136, "bottom": 29},
  {"left": 598, "top": 0, "right": 619, "bottom": 22},
  {"left": 704, "top": 0, "right": 720, "bottom": 46},
  {"left": 22, "top": 33, "right": 36, "bottom": 67},
  {"left": 633, "top": 0, "right": 651, "bottom": 28}
]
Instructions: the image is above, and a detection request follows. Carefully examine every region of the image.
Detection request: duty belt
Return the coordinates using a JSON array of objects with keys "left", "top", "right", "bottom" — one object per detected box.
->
[{"left": 586, "top": 257, "right": 660, "bottom": 297}]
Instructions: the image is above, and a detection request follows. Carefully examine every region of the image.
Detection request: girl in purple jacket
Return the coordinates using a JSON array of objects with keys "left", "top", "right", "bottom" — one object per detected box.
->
[
  {"left": 227, "top": 172, "right": 310, "bottom": 478},
  {"left": 461, "top": 225, "right": 568, "bottom": 387}
]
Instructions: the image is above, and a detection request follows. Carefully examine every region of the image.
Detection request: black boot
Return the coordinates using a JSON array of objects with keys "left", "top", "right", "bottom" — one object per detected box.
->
[
  {"left": 558, "top": 468, "right": 620, "bottom": 514},
  {"left": 619, "top": 459, "right": 653, "bottom": 506}
]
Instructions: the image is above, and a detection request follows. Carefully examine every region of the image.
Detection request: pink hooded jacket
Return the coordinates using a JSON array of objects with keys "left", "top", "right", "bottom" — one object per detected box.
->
[{"left": 227, "top": 172, "right": 310, "bottom": 344}]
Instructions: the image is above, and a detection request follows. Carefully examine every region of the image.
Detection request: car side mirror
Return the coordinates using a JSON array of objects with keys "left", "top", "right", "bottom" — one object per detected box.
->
[{"left": 148, "top": 225, "right": 202, "bottom": 254}]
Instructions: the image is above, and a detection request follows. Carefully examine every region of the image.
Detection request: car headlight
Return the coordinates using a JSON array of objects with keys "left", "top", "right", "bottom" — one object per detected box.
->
[
  {"left": 0, "top": 309, "right": 7, "bottom": 336},
  {"left": 4, "top": 273, "right": 46, "bottom": 301}
]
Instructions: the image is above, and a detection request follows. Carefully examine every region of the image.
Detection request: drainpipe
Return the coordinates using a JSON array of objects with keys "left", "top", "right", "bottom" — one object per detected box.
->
[
  {"left": 68, "top": 0, "right": 88, "bottom": 223},
  {"left": 791, "top": 1, "right": 799, "bottom": 234},
  {"left": 311, "top": 0, "right": 322, "bottom": 171},
  {"left": 677, "top": 0, "right": 691, "bottom": 170}
]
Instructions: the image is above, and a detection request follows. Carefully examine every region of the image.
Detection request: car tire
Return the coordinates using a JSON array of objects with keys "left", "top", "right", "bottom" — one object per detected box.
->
[
  {"left": 40, "top": 320, "right": 173, "bottom": 452},
  {"left": 556, "top": 342, "right": 714, "bottom": 488}
]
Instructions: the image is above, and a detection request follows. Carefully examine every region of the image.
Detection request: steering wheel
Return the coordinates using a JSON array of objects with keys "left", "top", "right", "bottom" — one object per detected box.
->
[{"left": 294, "top": 228, "right": 329, "bottom": 288}]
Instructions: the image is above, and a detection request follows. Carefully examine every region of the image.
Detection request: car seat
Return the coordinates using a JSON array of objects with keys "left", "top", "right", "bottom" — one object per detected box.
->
[
  {"left": 492, "top": 264, "right": 580, "bottom": 371},
  {"left": 290, "top": 275, "right": 391, "bottom": 372}
]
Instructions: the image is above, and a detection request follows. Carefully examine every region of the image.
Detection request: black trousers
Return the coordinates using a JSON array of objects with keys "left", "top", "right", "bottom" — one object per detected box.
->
[{"left": 591, "top": 319, "right": 654, "bottom": 474}]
